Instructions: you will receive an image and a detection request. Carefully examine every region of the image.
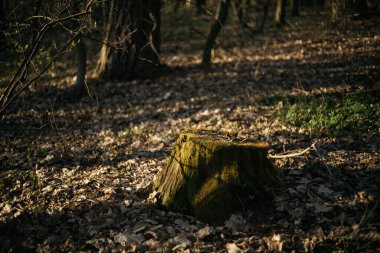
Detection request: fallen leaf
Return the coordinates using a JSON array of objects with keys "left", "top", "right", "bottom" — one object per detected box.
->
[
  {"left": 225, "top": 214, "right": 247, "bottom": 233},
  {"left": 317, "top": 185, "right": 334, "bottom": 197},
  {"left": 195, "top": 226, "right": 214, "bottom": 239},
  {"left": 114, "top": 233, "right": 144, "bottom": 246},
  {"left": 226, "top": 243, "right": 244, "bottom": 253}
]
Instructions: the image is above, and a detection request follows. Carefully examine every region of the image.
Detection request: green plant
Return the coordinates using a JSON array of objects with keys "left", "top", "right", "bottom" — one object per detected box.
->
[
  {"left": 22, "top": 165, "right": 42, "bottom": 192},
  {"left": 278, "top": 93, "right": 380, "bottom": 137}
]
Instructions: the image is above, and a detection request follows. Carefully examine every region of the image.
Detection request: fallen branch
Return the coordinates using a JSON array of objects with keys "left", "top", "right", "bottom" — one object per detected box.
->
[{"left": 268, "top": 141, "right": 317, "bottom": 159}]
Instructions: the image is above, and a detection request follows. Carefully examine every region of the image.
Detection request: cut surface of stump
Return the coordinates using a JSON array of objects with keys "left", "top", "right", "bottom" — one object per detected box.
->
[{"left": 154, "top": 130, "right": 281, "bottom": 225}]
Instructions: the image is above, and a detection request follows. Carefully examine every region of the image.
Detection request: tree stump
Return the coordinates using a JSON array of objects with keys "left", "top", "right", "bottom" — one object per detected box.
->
[{"left": 154, "top": 130, "right": 281, "bottom": 225}]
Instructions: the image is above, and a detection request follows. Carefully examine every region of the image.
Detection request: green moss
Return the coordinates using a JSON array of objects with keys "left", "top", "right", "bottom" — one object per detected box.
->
[
  {"left": 154, "top": 130, "right": 281, "bottom": 224},
  {"left": 192, "top": 176, "right": 220, "bottom": 207},
  {"left": 193, "top": 180, "right": 235, "bottom": 224}
]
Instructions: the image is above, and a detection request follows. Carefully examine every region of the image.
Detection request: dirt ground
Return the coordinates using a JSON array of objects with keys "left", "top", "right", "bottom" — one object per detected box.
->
[{"left": 0, "top": 7, "right": 379, "bottom": 253}]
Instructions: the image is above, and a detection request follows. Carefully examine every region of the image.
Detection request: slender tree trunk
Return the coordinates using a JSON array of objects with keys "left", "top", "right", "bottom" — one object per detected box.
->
[
  {"left": 275, "top": 0, "right": 287, "bottom": 27},
  {"left": 202, "top": 0, "right": 230, "bottom": 66},
  {"left": 292, "top": 0, "right": 300, "bottom": 16},
  {"left": 67, "top": 1, "right": 87, "bottom": 100},
  {"left": 257, "top": 0, "right": 270, "bottom": 32},
  {"left": 233, "top": 0, "right": 245, "bottom": 26},
  {"left": 94, "top": 0, "right": 160, "bottom": 80},
  {"left": 72, "top": 38, "right": 86, "bottom": 99}
]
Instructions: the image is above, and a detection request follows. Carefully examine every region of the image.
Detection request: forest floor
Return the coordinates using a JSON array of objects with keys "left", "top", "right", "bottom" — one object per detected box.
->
[{"left": 1, "top": 7, "right": 380, "bottom": 253}]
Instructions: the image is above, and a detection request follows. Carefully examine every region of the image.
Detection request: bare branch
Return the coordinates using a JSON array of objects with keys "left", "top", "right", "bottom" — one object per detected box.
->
[
  {"left": 0, "top": 0, "right": 95, "bottom": 118},
  {"left": 268, "top": 142, "right": 317, "bottom": 159},
  {"left": 0, "top": 34, "right": 79, "bottom": 116}
]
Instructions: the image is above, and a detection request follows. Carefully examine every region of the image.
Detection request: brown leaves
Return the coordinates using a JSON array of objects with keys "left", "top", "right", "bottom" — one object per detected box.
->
[{"left": 1, "top": 6, "right": 379, "bottom": 252}]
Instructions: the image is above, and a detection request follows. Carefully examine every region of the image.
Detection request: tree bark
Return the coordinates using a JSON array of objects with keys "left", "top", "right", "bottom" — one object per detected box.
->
[
  {"left": 69, "top": 1, "right": 87, "bottom": 101},
  {"left": 72, "top": 38, "right": 86, "bottom": 99},
  {"left": 154, "top": 130, "right": 281, "bottom": 224},
  {"left": 202, "top": 0, "right": 230, "bottom": 66},
  {"left": 254, "top": 0, "right": 270, "bottom": 33},
  {"left": 275, "top": 0, "right": 287, "bottom": 27},
  {"left": 94, "top": 0, "right": 160, "bottom": 80},
  {"left": 233, "top": 0, "right": 245, "bottom": 26}
]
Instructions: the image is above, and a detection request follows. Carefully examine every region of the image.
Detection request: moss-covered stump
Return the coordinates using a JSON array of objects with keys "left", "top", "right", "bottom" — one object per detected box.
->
[{"left": 154, "top": 130, "right": 281, "bottom": 225}]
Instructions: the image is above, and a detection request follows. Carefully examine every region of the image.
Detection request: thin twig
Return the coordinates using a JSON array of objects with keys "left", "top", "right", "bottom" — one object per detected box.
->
[
  {"left": 81, "top": 29, "right": 137, "bottom": 51},
  {"left": 0, "top": 35, "right": 78, "bottom": 116},
  {"left": 358, "top": 201, "right": 378, "bottom": 228},
  {"left": 347, "top": 201, "right": 379, "bottom": 250},
  {"left": 0, "top": 2, "right": 94, "bottom": 118},
  {"left": 268, "top": 141, "right": 317, "bottom": 159},
  {"left": 306, "top": 188, "right": 332, "bottom": 206}
]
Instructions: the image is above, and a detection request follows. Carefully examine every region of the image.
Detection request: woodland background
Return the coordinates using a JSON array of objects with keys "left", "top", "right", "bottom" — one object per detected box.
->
[{"left": 0, "top": 0, "right": 379, "bottom": 252}]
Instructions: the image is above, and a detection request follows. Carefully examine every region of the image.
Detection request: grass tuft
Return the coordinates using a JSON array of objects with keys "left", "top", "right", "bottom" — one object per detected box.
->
[{"left": 278, "top": 93, "right": 380, "bottom": 137}]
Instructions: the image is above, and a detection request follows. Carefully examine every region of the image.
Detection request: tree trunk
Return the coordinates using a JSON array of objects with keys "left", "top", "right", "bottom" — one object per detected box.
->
[
  {"left": 233, "top": 0, "right": 245, "bottom": 26},
  {"left": 202, "top": 0, "right": 230, "bottom": 66},
  {"left": 62, "top": 36, "right": 87, "bottom": 102},
  {"left": 94, "top": 0, "right": 160, "bottom": 80},
  {"left": 292, "top": 0, "right": 300, "bottom": 16},
  {"left": 255, "top": 0, "right": 270, "bottom": 33},
  {"left": 154, "top": 130, "right": 281, "bottom": 225},
  {"left": 69, "top": 1, "right": 87, "bottom": 101},
  {"left": 275, "top": 0, "right": 287, "bottom": 27},
  {"left": 72, "top": 38, "right": 86, "bottom": 99}
]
